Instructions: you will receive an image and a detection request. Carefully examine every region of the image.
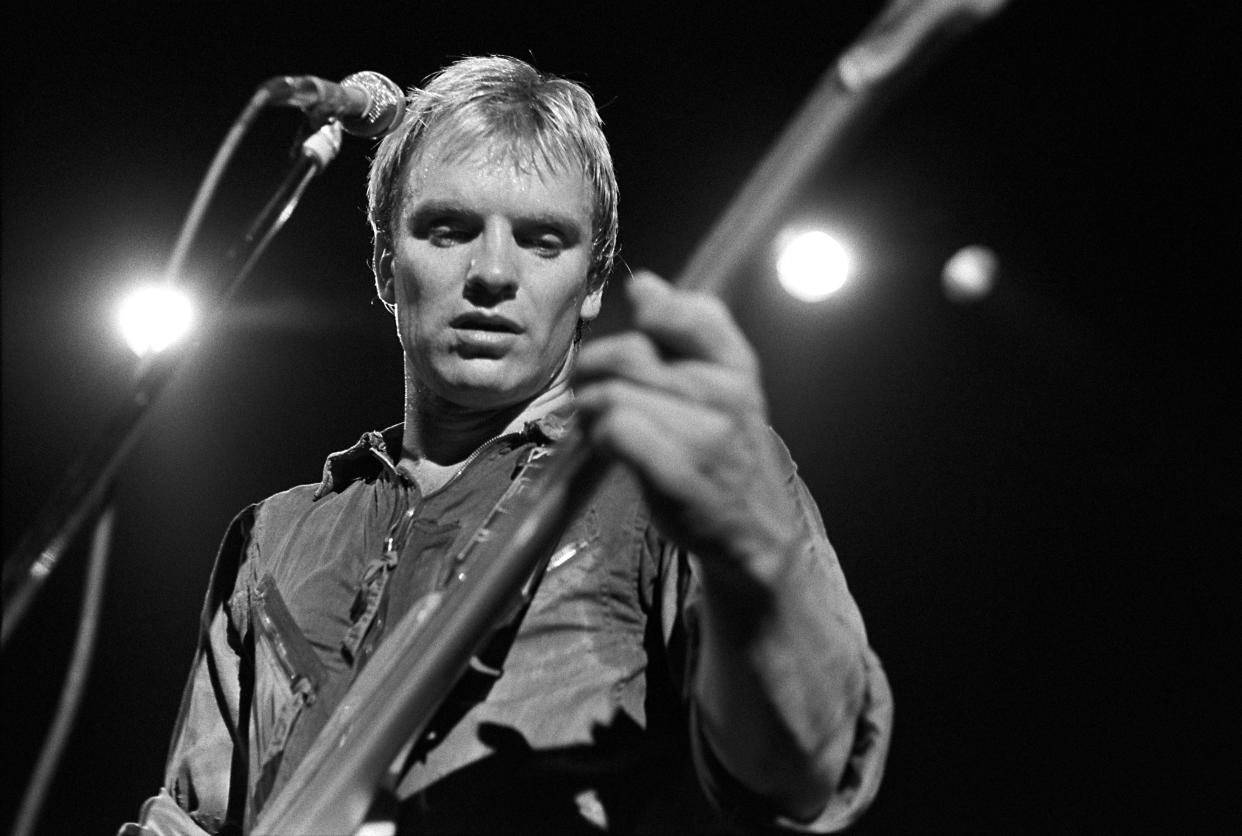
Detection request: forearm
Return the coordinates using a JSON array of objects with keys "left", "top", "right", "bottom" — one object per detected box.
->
[{"left": 690, "top": 531, "right": 869, "bottom": 821}]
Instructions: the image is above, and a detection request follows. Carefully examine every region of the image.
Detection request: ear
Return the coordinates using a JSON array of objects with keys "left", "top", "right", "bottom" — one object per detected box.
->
[
  {"left": 373, "top": 234, "right": 397, "bottom": 309},
  {"left": 579, "top": 281, "right": 604, "bottom": 323}
]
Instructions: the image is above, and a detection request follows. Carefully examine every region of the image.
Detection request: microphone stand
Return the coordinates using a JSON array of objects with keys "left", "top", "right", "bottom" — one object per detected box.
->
[{"left": 0, "top": 120, "right": 343, "bottom": 650}]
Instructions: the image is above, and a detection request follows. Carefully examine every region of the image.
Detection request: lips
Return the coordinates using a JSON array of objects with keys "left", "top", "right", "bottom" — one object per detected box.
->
[
  {"left": 449, "top": 312, "right": 523, "bottom": 356},
  {"left": 450, "top": 312, "right": 523, "bottom": 334}
]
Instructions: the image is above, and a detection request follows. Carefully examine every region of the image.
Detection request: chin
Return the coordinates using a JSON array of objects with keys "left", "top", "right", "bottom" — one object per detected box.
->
[
  {"left": 434, "top": 372, "right": 541, "bottom": 411},
  {"left": 413, "top": 347, "right": 566, "bottom": 412}
]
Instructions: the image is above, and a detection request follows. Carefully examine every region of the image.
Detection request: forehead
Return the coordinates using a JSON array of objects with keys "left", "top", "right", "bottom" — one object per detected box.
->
[{"left": 400, "top": 135, "right": 592, "bottom": 225}]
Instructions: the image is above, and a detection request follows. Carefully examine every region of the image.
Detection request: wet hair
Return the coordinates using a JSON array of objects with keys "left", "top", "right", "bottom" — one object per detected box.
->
[{"left": 367, "top": 55, "right": 618, "bottom": 290}]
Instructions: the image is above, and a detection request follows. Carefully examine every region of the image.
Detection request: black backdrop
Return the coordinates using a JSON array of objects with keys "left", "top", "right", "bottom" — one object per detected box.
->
[{"left": 3, "top": 2, "right": 1237, "bottom": 832}]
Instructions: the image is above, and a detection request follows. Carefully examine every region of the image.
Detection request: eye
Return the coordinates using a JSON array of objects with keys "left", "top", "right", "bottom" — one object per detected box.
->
[
  {"left": 522, "top": 229, "right": 568, "bottom": 258},
  {"left": 410, "top": 207, "right": 480, "bottom": 248},
  {"left": 428, "top": 223, "right": 473, "bottom": 248}
]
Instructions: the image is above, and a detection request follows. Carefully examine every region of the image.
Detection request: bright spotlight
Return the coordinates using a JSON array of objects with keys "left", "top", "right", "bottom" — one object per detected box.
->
[
  {"left": 776, "top": 229, "right": 852, "bottom": 302},
  {"left": 942, "top": 245, "right": 999, "bottom": 303},
  {"left": 117, "top": 284, "right": 195, "bottom": 357}
]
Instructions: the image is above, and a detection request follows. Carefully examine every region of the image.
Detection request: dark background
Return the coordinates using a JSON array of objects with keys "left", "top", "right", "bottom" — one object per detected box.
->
[{"left": 3, "top": 1, "right": 1237, "bottom": 833}]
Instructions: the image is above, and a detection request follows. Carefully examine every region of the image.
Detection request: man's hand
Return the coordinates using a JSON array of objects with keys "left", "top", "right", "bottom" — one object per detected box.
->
[{"left": 572, "top": 270, "right": 802, "bottom": 587}]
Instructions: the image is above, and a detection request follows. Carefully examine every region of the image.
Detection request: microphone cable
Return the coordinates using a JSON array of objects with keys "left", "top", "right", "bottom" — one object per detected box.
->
[{"left": 10, "top": 506, "right": 114, "bottom": 836}]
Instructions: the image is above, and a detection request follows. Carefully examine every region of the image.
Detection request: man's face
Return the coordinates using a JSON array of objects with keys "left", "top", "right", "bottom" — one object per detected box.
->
[{"left": 377, "top": 140, "right": 602, "bottom": 410}]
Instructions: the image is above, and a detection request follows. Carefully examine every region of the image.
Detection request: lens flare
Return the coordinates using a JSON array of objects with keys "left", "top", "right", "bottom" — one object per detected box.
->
[
  {"left": 942, "top": 245, "right": 999, "bottom": 302},
  {"left": 776, "top": 230, "right": 852, "bottom": 302},
  {"left": 117, "top": 284, "right": 195, "bottom": 357}
]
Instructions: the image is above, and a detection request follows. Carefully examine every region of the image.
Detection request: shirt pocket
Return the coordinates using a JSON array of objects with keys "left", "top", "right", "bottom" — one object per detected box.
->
[{"left": 250, "top": 571, "right": 329, "bottom": 812}]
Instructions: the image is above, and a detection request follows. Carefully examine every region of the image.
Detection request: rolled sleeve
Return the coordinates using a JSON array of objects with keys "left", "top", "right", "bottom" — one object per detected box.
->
[{"left": 691, "top": 647, "right": 892, "bottom": 833}]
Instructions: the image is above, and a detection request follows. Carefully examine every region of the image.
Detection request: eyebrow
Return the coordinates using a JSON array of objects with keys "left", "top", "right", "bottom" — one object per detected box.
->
[{"left": 408, "top": 199, "right": 472, "bottom": 221}]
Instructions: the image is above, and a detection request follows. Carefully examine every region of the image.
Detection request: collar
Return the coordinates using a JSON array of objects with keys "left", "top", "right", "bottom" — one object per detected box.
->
[{"left": 313, "top": 408, "right": 573, "bottom": 499}]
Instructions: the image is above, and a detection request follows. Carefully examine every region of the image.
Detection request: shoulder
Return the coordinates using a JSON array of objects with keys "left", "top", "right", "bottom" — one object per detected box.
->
[
  {"left": 246, "top": 474, "right": 386, "bottom": 568},
  {"left": 218, "top": 473, "right": 373, "bottom": 584},
  {"left": 251, "top": 481, "right": 327, "bottom": 530}
]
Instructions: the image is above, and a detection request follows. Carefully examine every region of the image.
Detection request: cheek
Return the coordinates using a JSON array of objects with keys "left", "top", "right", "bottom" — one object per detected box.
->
[
  {"left": 538, "top": 288, "right": 588, "bottom": 344},
  {"left": 394, "top": 253, "right": 457, "bottom": 321},
  {"left": 540, "top": 260, "right": 594, "bottom": 327}
]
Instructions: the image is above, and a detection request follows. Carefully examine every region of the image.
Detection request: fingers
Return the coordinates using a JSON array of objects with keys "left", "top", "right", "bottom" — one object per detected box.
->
[
  {"left": 574, "top": 378, "right": 740, "bottom": 501},
  {"left": 573, "top": 267, "right": 765, "bottom": 413},
  {"left": 625, "top": 270, "right": 759, "bottom": 375},
  {"left": 574, "top": 332, "right": 765, "bottom": 415},
  {"left": 572, "top": 269, "right": 793, "bottom": 560},
  {"left": 574, "top": 377, "right": 793, "bottom": 561}
]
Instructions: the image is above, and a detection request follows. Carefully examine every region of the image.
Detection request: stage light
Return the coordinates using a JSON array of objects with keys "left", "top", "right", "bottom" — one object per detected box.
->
[
  {"left": 942, "top": 245, "right": 998, "bottom": 303},
  {"left": 776, "top": 229, "right": 853, "bottom": 302},
  {"left": 117, "top": 284, "right": 195, "bottom": 357}
]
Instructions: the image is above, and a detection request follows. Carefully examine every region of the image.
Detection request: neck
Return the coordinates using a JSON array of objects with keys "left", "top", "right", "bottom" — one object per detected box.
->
[
  {"left": 400, "top": 354, "right": 575, "bottom": 470},
  {"left": 403, "top": 393, "right": 525, "bottom": 466}
]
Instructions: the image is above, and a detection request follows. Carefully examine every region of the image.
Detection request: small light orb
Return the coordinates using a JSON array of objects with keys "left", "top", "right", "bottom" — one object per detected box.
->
[
  {"left": 776, "top": 230, "right": 852, "bottom": 302},
  {"left": 942, "top": 245, "right": 999, "bottom": 303},
  {"left": 118, "top": 284, "right": 195, "bottom": 357}
]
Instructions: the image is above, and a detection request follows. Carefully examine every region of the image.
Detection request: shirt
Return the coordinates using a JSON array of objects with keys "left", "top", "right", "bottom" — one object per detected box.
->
[{"left": 122, "top": 414, "right": 892, "bottom": 835}]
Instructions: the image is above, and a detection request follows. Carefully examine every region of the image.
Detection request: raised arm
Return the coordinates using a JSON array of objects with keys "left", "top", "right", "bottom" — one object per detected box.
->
[{"left": 573, "top": 271, "right": 891, "bottom": 827}]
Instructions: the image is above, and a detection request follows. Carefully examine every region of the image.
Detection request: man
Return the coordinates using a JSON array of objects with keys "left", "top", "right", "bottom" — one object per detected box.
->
[{"left": 124, "top": 56, "right": 891, "bottom": 835}]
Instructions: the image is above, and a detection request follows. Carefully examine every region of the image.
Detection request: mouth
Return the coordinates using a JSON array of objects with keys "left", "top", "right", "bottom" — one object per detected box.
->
[
  {"left": 449, "top": 312, "right": 523, "bottom": 355},
  {"left": 450, "top": 312, "right": 523, "bottom": 334}
]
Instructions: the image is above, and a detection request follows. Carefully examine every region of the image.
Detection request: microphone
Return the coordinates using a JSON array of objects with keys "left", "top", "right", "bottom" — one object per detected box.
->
[{"left": 265, "top": 71, "right": 406, "bottom": 138}]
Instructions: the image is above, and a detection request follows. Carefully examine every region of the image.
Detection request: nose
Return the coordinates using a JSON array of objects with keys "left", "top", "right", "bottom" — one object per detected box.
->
[{"left": 464, "top": 227, "right": 518, "bottom": 305}]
